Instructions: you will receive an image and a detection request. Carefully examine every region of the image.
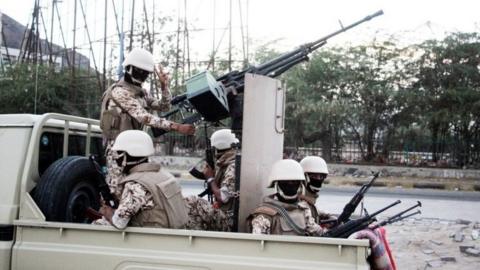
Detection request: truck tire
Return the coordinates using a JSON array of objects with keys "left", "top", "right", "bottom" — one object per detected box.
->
[{"left": 34, "top": 156, "right": 100, "bottom": 223}]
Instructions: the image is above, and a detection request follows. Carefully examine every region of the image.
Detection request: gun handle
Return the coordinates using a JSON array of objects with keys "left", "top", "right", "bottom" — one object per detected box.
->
[
  {"left": 190, "top": 167, "right": 207, "bottom": 180},
  {"left": 152, "top": 127, "right": 168, "bottom": 137},
  {"left": 85, "top": 207, "right": 103, "bottom": 221}
]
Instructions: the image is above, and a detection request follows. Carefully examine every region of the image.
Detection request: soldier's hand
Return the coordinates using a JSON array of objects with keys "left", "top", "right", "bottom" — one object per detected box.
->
[
  {"left": 203, "top": 165, "right": 215, "bottom": 178},
  {"left": 99, "top": 204, "right": 115, "bottom": 222},
  {"left": 155, "top": 64, "right": 170, "bottom": 90},
  {"left": 174, "top": 123, "right": 196, "bottom": 135}
]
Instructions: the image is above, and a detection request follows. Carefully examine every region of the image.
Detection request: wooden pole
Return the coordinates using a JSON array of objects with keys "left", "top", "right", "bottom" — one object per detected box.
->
[{"left": 103, "top": 0, "right": 108, "bottom": 90}]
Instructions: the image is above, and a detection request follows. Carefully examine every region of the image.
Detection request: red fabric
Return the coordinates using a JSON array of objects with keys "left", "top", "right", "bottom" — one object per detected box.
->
[
  {"left": 377, "top": 227, "right": 397, "bottom": 270},
  {"left": 350, "top": 228, "right": 394, "bottom": 270}
]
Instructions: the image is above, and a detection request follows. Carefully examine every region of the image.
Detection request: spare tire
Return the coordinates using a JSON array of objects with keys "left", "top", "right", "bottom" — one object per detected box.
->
[{"left": 34, "top": 156, "right": 101, "bottom": 223}]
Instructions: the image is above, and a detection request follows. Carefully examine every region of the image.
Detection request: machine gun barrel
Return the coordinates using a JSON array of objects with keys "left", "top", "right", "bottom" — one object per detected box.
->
[
  {"left": 372, "top": 201, "right": 422, "bottom": 229},
  {"left": 324, "top": 199, "right": 401, "bottom": 238},
  {"left": 306, "top": 10, "right": 383, "bottom": 49},
  {"left": 159, "top": 10, "right": 384, "bottom": 133},
  {"left": 386, "top": 201, "right": 421, "bottom": 221},
  {"left": 388, "top": 210, "right": 421, "bottom": 223},
  {"left": 219, "top": 10, "right": 384, "bottom": 93}
]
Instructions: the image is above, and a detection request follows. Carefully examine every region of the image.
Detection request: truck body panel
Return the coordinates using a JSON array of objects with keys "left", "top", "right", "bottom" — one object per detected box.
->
[{"left": 13, "top": 221, "right": 369, "bottom": 270}]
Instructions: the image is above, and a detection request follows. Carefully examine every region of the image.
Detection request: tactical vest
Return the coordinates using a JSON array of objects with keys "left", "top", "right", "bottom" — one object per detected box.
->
[
  {"left": 118, "top": 163, "right": 189, "bottom": 229},
  {"left": 299, "top": 189, "right": 319, "bottom": 223},
  {"left": 299, "top": 190, "right": 333, "bottom": 223},
  {"left": 247, "top": 195, "right": 306, "bottom": 236},
  {"left": 100, "top": 79, "right": 146, "bottom": 140}
]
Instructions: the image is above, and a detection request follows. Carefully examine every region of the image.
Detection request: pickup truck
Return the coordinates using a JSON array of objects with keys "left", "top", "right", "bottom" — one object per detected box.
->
[{"left": 0, "top": 113, "right": 370, "bottom": 270}]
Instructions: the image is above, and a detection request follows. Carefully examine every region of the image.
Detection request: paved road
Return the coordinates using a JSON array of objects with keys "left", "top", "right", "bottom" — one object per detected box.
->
[
  {"left": 316, "top": 186, "right": 480, "bottom": 222},
  {"left": 181, "top": 180, "right": 480, "bottom": 222}
]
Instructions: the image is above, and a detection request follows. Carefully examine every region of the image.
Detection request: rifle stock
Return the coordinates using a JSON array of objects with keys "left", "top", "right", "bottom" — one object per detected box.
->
[
  {"left": 89, "top": 155, "right": 118, "bottom": 209},
  {"left": 85, "top": 207, "right": 103, "bottom": 221}
]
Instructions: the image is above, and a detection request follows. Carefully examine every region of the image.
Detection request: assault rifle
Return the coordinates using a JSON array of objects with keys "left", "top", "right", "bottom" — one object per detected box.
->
[
  {"left": 188, "top": 124, "right": 215, "bottom": 202},
  {"left": 84, "top": 155, "right": 119, "bottom": 221},
  {"left": 152, "top": 10, "right": 384, "bottom": 133},
  {"left": 189, "top": 124, "right": 215, "bottom": 180},
  {"left": 89, "top": 155, "right": 118, "bottom": 209},
  {"left": 336, "top": 171, "right": 380, "bottom": 224},
  {"left": 323, "top": 200, "right": 401, "bottom": 238}
]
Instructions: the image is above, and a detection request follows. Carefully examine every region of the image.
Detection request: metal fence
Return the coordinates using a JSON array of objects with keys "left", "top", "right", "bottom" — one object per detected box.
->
[{"left": 159, "top": 133, "right": 480, "bottom": 169}]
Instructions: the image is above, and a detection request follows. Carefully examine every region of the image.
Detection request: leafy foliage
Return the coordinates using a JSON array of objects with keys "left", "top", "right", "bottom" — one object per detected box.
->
[
  {"left": 2, "top": 30, "right": 479, "bottom": 168},
  {"left": 0, "top": 64, "right": 101, "bottom": 118},
  {"left": 270, "top": 32, "right": 479, "bottom": 167}
]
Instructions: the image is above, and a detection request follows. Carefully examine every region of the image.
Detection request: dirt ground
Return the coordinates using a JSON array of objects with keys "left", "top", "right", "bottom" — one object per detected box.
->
[{"left": 387, "top": 218, "right": 480, "bottom": 269}]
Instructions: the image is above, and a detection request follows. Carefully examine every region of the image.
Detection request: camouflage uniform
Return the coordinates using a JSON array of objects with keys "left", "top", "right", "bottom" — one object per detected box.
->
[
  {"left": 212, "top": 149, "right": 237, "bottom": 229},
  {"left": 299, "top": 188, "right": 335, "bottom": 224},
  {"left": 92, "top": 181, "right": 154, "bottom": 228},
  {"left": 248, "top": 194, "right": 327, "bottom": 236},
  {"left": 185, "top": 195, "right": 230, "bottom": 231},
  {"left": 94, "top": 189, "right": 229, "bottom": 231},
  {"left": 104, "top": 141, "right": 125, "bottom": 198},
  {"left": 101, "top": 78, "right": 173, "bottom": 196},
  {"left": 94, "top": 163, "right": 229, "bottom": 231}
]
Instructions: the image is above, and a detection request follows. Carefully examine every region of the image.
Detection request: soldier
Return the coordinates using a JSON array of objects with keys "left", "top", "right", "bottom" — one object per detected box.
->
[
  {"left": 93, "top": 130, "right": 229, "bottom": 231},
  {"left": 100, "top": 48, "right": 195, "bottom": 198},
  {"left": 247, "top": 159, "right": 328, "bottom": 236},
  {"left": 299, "top": 156, "right": 336, "bottom": 224},
  {"left": 202, "top": 129, "right": 239, "bottom": 230},
  {"left": 93, "top": 130, "right": 189, "bottom": 229}
]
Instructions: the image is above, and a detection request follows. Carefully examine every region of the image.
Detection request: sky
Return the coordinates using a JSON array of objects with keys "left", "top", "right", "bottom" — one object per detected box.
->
[{"left": 1, "top": 0, "right": 479, "bottom": 74}]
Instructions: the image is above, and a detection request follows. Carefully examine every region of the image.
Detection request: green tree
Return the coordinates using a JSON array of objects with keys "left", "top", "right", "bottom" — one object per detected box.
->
[
  {"left": 0, "top": 64, "right": 101, "bottom": 118},
  {"left": 411, "top": 33, "right": 480, "bottom": 166},
  {"left": 284, "top": 49, "right": 349, "bottom": 161}
]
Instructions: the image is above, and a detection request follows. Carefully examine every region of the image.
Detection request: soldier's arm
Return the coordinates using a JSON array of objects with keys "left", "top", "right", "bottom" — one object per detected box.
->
[
  {"left": 219, "top": 162, "right": 236, "bottom": 203},
  {"left": 209, "top": 162, "right": 235, "bottom": 205},
  {"left": 145, "top": 89, "right": 172, "bottom": 112},
  {"left": 318, "top": 210, "right": 336, "bottom": 221},
  {"left": 151, "top": 64, "right": 173, "bottom": 112},
  {"left": 111, "top": 87, "right": 174, "bottom": 130},
  {"left": 109, "top": 182, "right": 154, "bottom": 229},
  {"left": 299, "top": 201, "right": 328, "bottom": 236},
  {"left": 250, "top": 214, "right": 271, "bottom": 234}
]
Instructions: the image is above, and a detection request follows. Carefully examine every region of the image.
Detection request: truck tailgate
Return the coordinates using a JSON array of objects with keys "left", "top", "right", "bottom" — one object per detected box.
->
[{"left": 12, "top": 220, "right": 369, "bottom": 270}]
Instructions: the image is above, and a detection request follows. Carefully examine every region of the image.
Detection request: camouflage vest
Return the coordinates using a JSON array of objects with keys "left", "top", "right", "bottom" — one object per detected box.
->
[
  {"left": 100, "top": 79, "right": 146, "bottom": 140},
  {"left": 247, "top": 195, "right": 306, "bottom": 236},
  {"left": 299, "top": 190, "right": 332, "bottom": 223},
  {"left": 299, "top": 189, "right": 319, "bottom": 223},
  {"left": 213, "top": 149, "right": 237, "bottom": 213},
  {"left": 119, "top": 163, "right": 189, "bottom": 229}
]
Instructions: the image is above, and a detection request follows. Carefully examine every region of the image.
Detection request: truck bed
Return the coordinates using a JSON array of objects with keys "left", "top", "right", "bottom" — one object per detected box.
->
[{"left": 12, "top": 194, "right": 369, "bottom": 270}]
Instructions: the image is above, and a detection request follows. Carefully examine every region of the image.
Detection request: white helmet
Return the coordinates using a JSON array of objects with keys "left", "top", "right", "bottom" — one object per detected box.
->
[
  {"left": 267, "top": 159, "right": 305, "bottom": 188},
  {"left": 210, "top": 129, "right": 239, "bottom": 150},
  {"left": 122, "top": 48, "right": 155, "bottom": 72},
  {"left": 111, "top": 130, "right": 154, "bottom": 157},
  {"left": 300, "top": 156, "right": 329, "bottom": 174}
]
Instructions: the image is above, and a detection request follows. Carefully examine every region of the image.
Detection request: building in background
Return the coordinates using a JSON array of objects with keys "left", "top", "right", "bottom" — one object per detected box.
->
[{"left": 0, "top": 10, "right": 90, "bottom": 71}]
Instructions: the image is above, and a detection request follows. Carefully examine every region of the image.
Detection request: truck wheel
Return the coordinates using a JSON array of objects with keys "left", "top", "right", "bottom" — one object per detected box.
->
[{"left": 34, "top": 156, "right": 100, "bottom": 223}]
